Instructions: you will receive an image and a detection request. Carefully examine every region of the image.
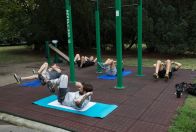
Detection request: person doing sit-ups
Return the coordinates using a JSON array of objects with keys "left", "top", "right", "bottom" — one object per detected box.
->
[
  {"left": 98, "top": 58, "right": 118, "bottom": 76},
  {"left": 47, "top": 74, "right": 93, "bottom": 109},
  {"left": 74, "top": 54, "right": 97, "bottom": 68},
  {"left": 14, "top": 62, "right": 61, "bottom": 85},
  {"left": 153, "top": 60, "right": 182, "bottom": 80}
]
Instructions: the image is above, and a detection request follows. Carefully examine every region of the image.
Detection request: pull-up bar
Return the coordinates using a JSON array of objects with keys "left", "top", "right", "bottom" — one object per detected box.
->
[
  {"left": 64, "top": 0, "right": 143, "bottom": 87},
  {"left": 107, "top": 4, "right": 138, "bottom": 9},
  {"left": 115, "top": 0, "right": 124, "bottom": 89},
  {"left": 65, "top": 0, "right": 75, "bottom": 83}
]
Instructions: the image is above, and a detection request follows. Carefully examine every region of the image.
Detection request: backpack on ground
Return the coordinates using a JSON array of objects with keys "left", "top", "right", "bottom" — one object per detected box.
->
[
  {"left": 186, "top": 83, "right": 196, "bottom": 96},
  {"left": 175, "top": 82, "right": 196, "bottom": 98}
]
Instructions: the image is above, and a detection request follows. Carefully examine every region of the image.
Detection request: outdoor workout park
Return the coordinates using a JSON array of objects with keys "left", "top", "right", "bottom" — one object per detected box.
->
[{"left": 0, "top": 0, "right": 196, "bottom": 132}]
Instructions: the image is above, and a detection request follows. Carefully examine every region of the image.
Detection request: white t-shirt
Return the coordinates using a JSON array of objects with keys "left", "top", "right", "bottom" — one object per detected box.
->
[{"left": 62, "top": 91, "right": 91, "bottom": 109}]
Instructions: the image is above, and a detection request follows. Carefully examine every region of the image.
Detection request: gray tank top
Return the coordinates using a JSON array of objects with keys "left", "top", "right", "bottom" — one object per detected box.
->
[{"left": 47, "top": 70, "right": 61, "bottom": 80}]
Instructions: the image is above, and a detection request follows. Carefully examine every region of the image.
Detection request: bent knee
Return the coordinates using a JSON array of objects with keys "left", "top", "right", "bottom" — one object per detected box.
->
[
  {"left": 43, "top": 62, "right": 48, "bottom": 67},
  {"left": 166, "top": 59, "right": 171, "bottom": 63},
  {"left": 157, "top": 60, "right": 161, "bottom": 63},
  {"left": 60, "top": 75, "right": 68, "bottom": 80},
  {"left": 89, "top": 56, "right": 94, "bottom": 60}
]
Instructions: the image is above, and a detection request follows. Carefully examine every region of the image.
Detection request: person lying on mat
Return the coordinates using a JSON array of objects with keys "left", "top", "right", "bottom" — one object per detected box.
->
[
  {"left": 98, "top": 58, "right": 124, "bottom": 76},
  {"left": 74, "top": 53, "right": 97, "bottom": 68},
  {"left": 153, "top": 60, "right": 182, "bottom": 80},
  {"left": 14, "top": 62, "right": 61, "bottom": 85},
  {"left": 47, "top": 75, "right": 93, "bottom": 109}
]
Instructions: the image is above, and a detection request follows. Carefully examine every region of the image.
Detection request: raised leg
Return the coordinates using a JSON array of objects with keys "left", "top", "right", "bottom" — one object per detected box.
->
[
  {"left": 165, "top": 60, "right": 172, "bottom": 80},
  {"left": 74, "top": 54, "right": 81, "bottom": 62},
  {"left": 37, "top": 62, "right": 48, "bottom": 74},
  {"left": 21, "top": 75, "right": 38, "bottom": 80},
  {"left": 104, "top": 58, "right": 113, "bottom": 65},
  {"left": 89, "top": 56, "right": 94, "bottom": 61},
  {"left": 14, "top": 74, "right": 38, "bottom": 84},
  {"left": 153, "top": 60, "right": 163, "bottom": 79},
  {"left": 50, "top": 74, "right": 68, "bottom": 89},
  {"left": 93, "top": 58, "right": 97, "bottom": 63},
  {"left": 80, "top": 56, "right": 85, "bottom": 67},
  {"left": 48, "top": 74, "right": 68, "bottom": 96}
]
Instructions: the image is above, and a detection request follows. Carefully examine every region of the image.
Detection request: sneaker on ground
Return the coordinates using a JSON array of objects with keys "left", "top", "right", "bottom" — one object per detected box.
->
[
  {"left": 153, "top": 73, "right": 159, "bottom": 79},
  {"left": 164, "top": 74, "right": 169, "bottom": 81},
  {"left": 32, "top": 69, "right": 36, "bottom": 74},
  {"left": 14, "top": 74, "right": 21, "bottom": 84}
]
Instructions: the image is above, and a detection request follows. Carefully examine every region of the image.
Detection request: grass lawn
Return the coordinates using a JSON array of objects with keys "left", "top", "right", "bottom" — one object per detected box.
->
[
  {"left": 169, "top": 95, "right": 196, "bottom": 132},
  {"left": 0, "top": 46, "right": 196, "bottom": 131},
  {"left": 123, "top": 57, "right": 196, "bottom": 70},
  {"left": 168, "top": 79, "right": 196, "bottom": 132},
  {"left": 0, "top": 45, "right": 44, "bottom": 64}
]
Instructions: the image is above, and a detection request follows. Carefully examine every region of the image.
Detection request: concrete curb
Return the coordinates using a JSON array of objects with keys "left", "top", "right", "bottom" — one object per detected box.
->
[{"left": 0, "top": 112, "right": 70, "bottom": 132}]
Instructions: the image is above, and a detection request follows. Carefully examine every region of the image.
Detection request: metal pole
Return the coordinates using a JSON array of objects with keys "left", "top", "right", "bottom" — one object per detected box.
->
[
  {"left": 45, "top": 41, "right": 51, "bottom": 65},
  {"left": 65, "top": 0, "right": 76, "bottom": 83},
  {"left": 115, "top": 0, "right": 124, "bottom": 89},
  {"left": 95, "top": 0, "right": 102, "bottom": 73},
  {"left": 137, "top": 0, "right": 143, "bottom": 76}
]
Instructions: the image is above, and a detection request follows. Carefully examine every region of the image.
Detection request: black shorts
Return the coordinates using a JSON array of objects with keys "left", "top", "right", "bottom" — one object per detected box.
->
[
  {"left": 76, "top": 60, "right": 81, "bottom": 67},
  {"left": 82, "top": 61, "right": 95, "bottom": 68},
  {"left": 158, "top": 67, "right": 176, "bottom": 79},
  {"left": 76, "top": 60, "right": 95, "bottom": 68}
]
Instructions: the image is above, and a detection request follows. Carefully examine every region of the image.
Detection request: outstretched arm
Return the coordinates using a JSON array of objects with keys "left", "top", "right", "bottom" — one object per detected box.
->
[
  {"left": 113, "top": 60, "right": 124, "bottom": 65},
  {"left": 172, "top": 61, "right": 182, "bottom": 70},
  {"left": 51, "top": 64, "right": 61, "bottom": 73},
  {"left": 74, "top": 92, "right": 93, "bottom": 108}
]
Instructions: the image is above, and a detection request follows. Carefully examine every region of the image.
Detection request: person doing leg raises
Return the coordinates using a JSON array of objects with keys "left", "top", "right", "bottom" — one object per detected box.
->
[{"left": 153, "top": 60, "right": 182, "bottom": 81}]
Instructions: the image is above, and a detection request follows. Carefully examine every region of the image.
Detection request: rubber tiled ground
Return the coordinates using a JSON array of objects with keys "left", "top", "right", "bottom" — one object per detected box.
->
[{"left": 0, "top": 66, "right": 194, "bottom": 132}]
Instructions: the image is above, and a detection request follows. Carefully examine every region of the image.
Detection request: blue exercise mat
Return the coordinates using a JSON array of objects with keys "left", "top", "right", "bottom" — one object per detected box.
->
[
  {"left": 98, "top": 70, "right": 132, "bottom": 80},
  {"left": 20, "top": 79, "right": 41, "bottom": 87},
  {"left": 33, "top": 95, "right": 118, "bottom": 118}
]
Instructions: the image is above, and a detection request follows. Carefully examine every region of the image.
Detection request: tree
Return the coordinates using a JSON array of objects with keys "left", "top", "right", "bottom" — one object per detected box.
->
[
  {"left": 1, "top": 0, "right": 196, "bottom": 54},
  {"left": 186, "top": 1, "right": 196, "bottom": 52},
  {"left": 0, "top": 0, "right": 38, "bottom": 43},
  {"left": 143, "top": 0, "right": 194, "bottom": 54}
]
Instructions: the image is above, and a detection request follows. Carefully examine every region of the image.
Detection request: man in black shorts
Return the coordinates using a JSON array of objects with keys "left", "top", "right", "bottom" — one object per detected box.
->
[
  {"left": 74, "top": 54, "right": 97, "bottom": 68},
  {"left": 153, "top": 60, "right": 182, "bottom": 80}
]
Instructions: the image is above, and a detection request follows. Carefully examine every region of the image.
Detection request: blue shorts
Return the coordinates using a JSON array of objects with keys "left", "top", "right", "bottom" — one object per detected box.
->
[{"left": 105, "top": 66, "right": 117, "bottom": 76}]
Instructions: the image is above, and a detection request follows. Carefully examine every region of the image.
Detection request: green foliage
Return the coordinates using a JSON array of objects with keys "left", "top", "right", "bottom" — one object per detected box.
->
[
  {"left": 0, "top": 46, "right": 43, "bottom": 64},
  {"left": 71, "top": 0, "right": 95, "bottom": 48},
  {"left": 169, "top": 96, "right": 196, "bottom": 132},
  {"left": 1, "top": 0, "right": 196, "bottom": 54},
  {"left": 144, "top": 0, "right": 184, "bottom": 54},
  {"left": 0, "top": 0, "right": 37, "bottom": 40},
  {"left": 186, "top": 1, "right": 196, "bottom": 52}
]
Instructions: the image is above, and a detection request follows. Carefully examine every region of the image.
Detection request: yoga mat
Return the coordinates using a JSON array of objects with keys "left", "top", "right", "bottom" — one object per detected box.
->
[
  {"left": 98, "top": 70, "right": 132, "bottom": 80},
  {"left": 33, "top": 95, "right": 118, "bottom": 118},
  {"left": 20, "top": 79, "right": 41, "bottom": 87}
]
